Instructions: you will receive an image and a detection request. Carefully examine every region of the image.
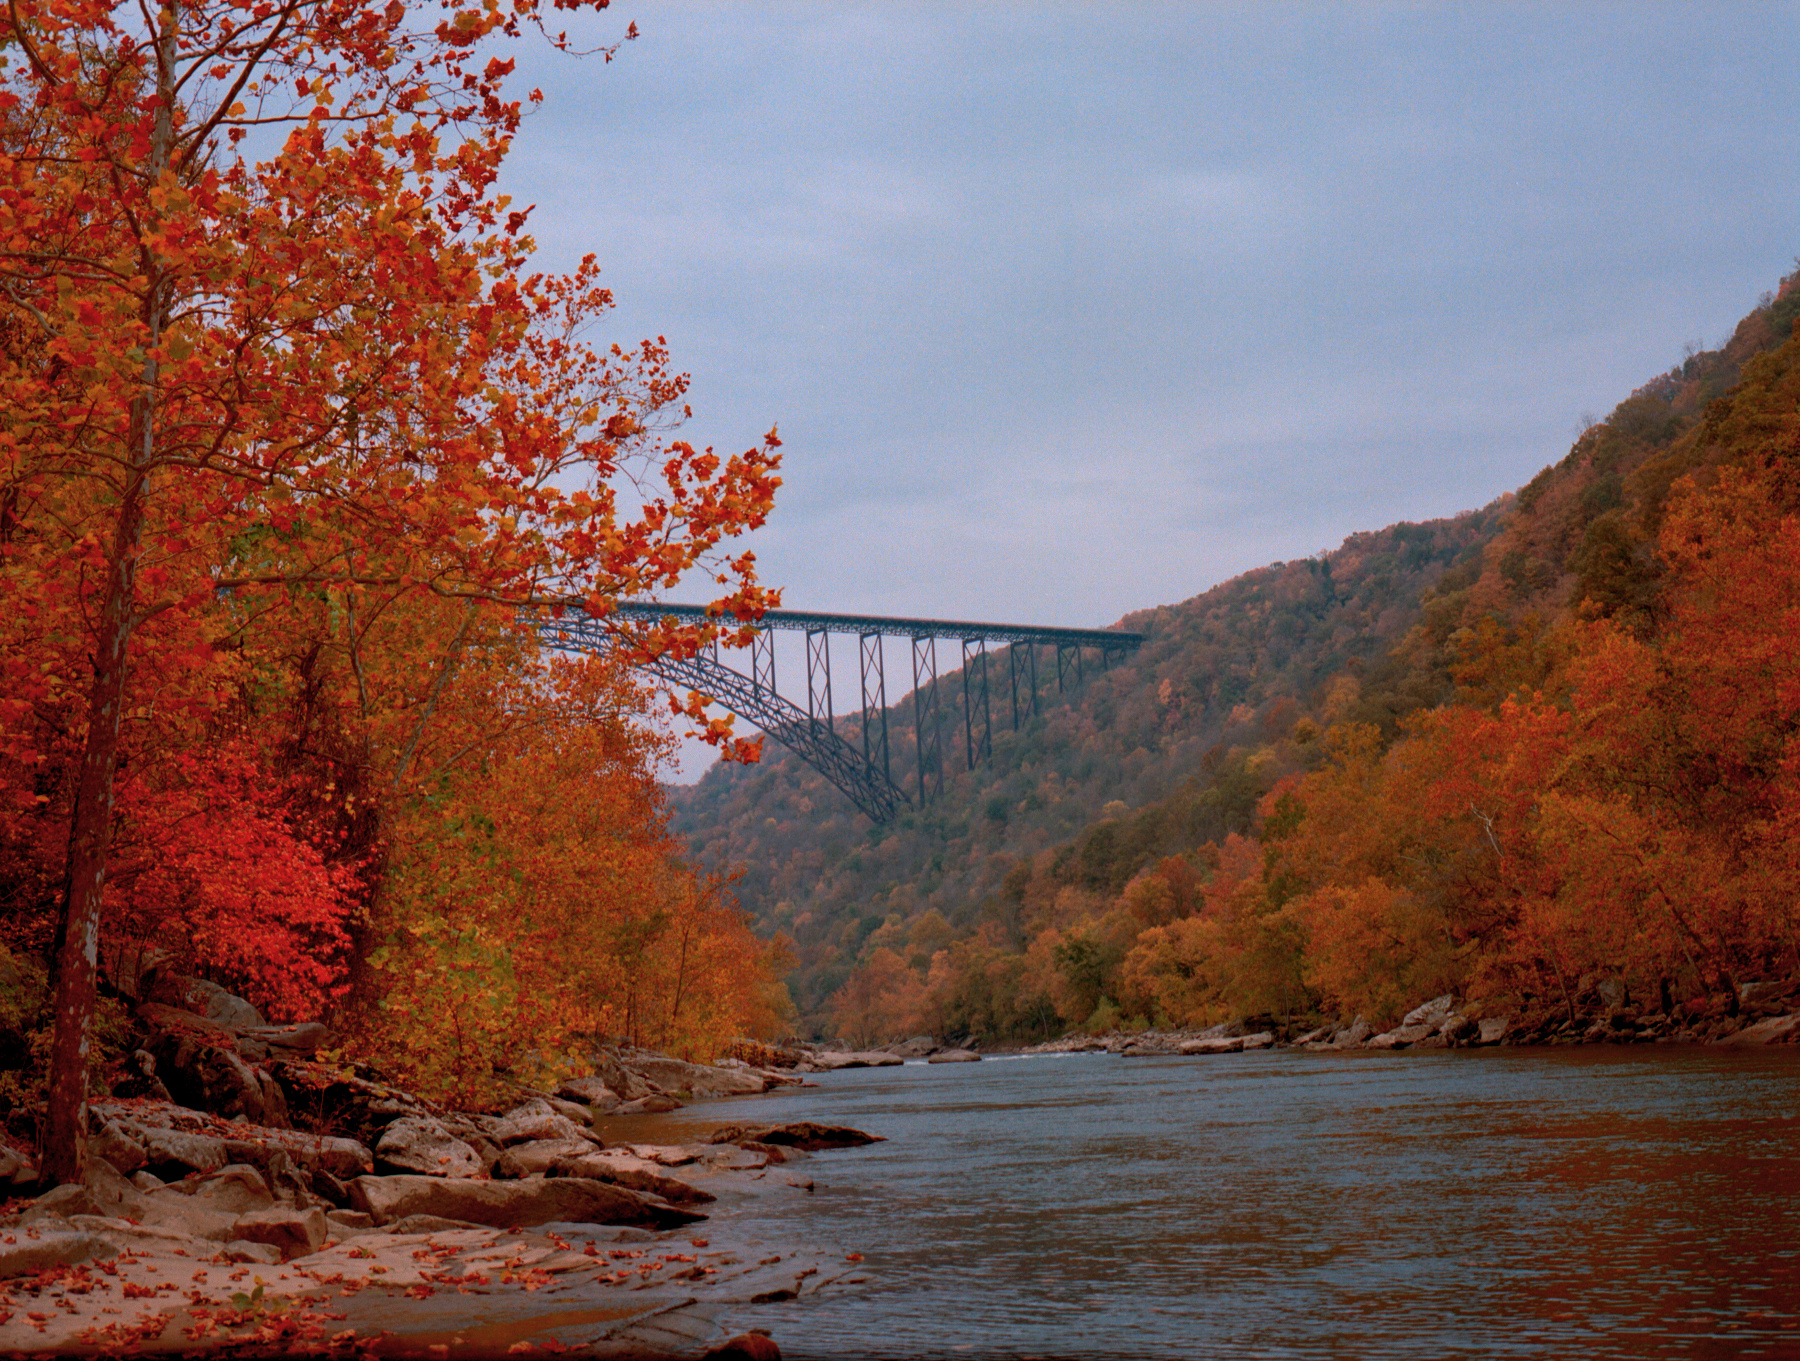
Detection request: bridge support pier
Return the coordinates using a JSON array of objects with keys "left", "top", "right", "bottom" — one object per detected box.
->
[
  {"left": 962, "top": 639, "right": 992, "bottom": 770},
  {"left": 912, "top": 636, "right": 943, "bottom": 805},
  {"left": 1009, "top": 642, "right": 1039, "bottom": 729},
  {"left": 751, "top": 631, "right": 776, "bottom": 699},
  {"left": 859, "top": 632, "right": 891, "bottom": 794},
  {"left": 805, "top": 629, "right": 833, "bottom": 740}
]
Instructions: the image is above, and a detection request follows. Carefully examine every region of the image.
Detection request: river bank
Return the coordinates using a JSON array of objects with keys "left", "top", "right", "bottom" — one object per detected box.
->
[
  {"left": 802, "top": 977, "right": 1800, "bottom": 1065},
  {"left": 0, "top": 976, "right": 886, "bottom": 1359}
]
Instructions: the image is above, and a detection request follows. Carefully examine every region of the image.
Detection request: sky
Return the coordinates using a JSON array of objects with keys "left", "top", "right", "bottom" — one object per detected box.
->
[{"left": 495, "top": 3, "right": 1800, "bottom": 778}]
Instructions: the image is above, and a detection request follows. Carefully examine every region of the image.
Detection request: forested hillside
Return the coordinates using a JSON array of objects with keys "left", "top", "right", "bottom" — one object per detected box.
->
[{"left": 674, "top": 270, "right": 1800, "bottom": 1041}]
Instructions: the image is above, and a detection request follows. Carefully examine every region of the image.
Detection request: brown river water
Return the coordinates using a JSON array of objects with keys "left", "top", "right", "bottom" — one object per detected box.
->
[{"left": 627, "top": 1046, "right": 1800, "bottom": 1359}]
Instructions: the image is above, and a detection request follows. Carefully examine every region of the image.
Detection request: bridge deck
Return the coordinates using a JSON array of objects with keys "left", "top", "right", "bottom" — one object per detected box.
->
[{"left": 606, "top": 601, "right": 1142, "bottom": 649}]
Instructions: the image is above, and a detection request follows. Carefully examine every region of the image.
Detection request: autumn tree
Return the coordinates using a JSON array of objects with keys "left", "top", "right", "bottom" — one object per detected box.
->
[{"left": 0, "top": 0, "right": 780, "bottom": 1183}]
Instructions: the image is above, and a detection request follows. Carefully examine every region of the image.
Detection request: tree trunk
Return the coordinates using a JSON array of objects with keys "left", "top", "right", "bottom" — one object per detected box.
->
[
  {"left": 42, "top": 448, "right": 148, "bottom": 1185},
  {"left": 42, "top": 1, "right": 175, "bottom": 1186}
]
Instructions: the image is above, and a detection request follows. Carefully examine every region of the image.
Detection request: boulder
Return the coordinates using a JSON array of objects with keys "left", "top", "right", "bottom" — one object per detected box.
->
[
  {"left": 926, "top": 1049, "right": 981, "bottom": 1063},
  {"left": 1714, "top": 1013, "right": 1800, "bottom": 1046},
  {"left": 21, "top": 1160, "right": 144, "bottom": 1226},
  {"left": 346, "top": 1174, "right": 707, "bottom": 1230},
  {"left": 231, "top": 1204, "right": 328, "bottom": 1259},
  {"left": 507, "top": 1138, "right": 600, "bottom": 1177},
  {"left": 145, "top": 975, "right": 264, "bottom": 1030},
  {"left": 702, "top": 1333, "right": 783, "bottom": 1361},
  {"left": 92, "top": 1120, "right": 146, "bottom": 1175},
  {"left": 1401, "top": 994, "right": 1457, "bottom": 1030},
  {"left": 165, "top": 1164, "right": 276, "bottom": 1216},
  {"left": 1178, "top": 1036, "right": 1244, "bottom": 1055},
  {"left": 0, "top": 1143, "right": 39, "bottom": 1188},
  {"left": 1477, "top": 1017, "right": 1511, "bottom": 1045},
  {"left": 237, "top": 1021, "right": 331, "bottom": 1059},
  {"left": 145, "top": 1022, "right": 287, "bottom": 1127},
  {"left": 223, "top": 1240, "right": 284, "bottom": 1264},
  {"left": 490, "top": 1099, "right": 600, "bottom": 1146},
  {"left": 375, "top": 1115, "right": 485, "bottom": 1178},
  {"left": 0, "top": 1226, "right": 121, "bottom": 1278},
  {"left": 809, "top": 1050, "right": 903, "bottom": 1070},
  {"left": 884, "top": 1035, "right": 938, "bottom": 1059},
  {"left": 590, "top": 1053, "right": 664, "bottom": 1102},
  {"left": 1594, "top": 978, "right": 1630, "bottom": 1011},
  {"left": 1366, "top": 1025, "right": 1426, "bottom": 1049},
  {"left": 223, "top": 1128, "right": 375, "bottom": 1181},
  {"left": 547, "top": 1153, "right": 717, "bottom": 1205},
  {"left": 1239, "top": 1031, "right": 1275, "bottom": 1050},
  {"left": 617, "top": 1094, "right": 684, "bottom": 1114},
  {"left": 1332, "top": 1017, "right": 1374, "bottom": 1049},
  {"left": 132, "top": 1123, "right": 229, "bottom": 1176},
  {"left": 626, "top": 1056, "right": 769, "bottom": 1098},
  {"left": 1441, "top": 1015, "right": 1480, "bottom": 1045},
  {"left": 556, "top": 1076, "right": 625, "bottom": 1112},
  {"left": 709, "top": 1122, "right": 883, "bottom": 1152}
]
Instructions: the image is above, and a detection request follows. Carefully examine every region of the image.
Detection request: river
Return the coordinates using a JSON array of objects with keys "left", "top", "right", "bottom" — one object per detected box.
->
[{"left": 628, "top": 1047, "right": 1800, "bottom": 1359}]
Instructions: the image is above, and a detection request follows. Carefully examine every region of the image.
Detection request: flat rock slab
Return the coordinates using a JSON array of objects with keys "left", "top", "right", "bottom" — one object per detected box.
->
[
  {"left": 926, "top": 1049, "right": 981, "bottom": 1063},
  {"left": 808, "top": 1051, "right": 903, "bottom": 1070},
  {"left": 1716, "top": 1013, "right": 1800, "bottom": 1045},
  {"left": 348, "top": 1174, "right": 707, "bottom": 1230}
]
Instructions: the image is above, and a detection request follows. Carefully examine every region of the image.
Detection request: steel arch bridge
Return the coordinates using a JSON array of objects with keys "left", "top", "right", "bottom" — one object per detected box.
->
[{"left": 532, "top": 603, "right": 1145, "bottom": 822}]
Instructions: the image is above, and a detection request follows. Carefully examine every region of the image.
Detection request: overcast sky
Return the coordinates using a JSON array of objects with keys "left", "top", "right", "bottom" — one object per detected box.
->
[{"left": 498, "top": 3, "right": 1799, "bottom": 776}]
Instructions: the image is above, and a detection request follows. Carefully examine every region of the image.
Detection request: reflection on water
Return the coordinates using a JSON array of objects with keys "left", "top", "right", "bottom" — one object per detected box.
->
[{"left": 632, "top": 1048, "right": 1800, "bottom": 1359}]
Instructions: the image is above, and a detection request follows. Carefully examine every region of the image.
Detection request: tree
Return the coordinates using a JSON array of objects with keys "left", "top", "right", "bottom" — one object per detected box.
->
[{"left": 0, "top": 0, "right": 780, "bottom": 1182}]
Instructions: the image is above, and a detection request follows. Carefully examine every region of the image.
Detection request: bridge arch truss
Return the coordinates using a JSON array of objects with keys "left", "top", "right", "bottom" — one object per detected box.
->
[{"left": 533, "top": 604, "right": 1145, "bottom": 823}]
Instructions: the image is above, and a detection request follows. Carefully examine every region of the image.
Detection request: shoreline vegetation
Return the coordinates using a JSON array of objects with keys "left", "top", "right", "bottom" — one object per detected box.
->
[{"left": 802, "top": 975, "right": 1800, "bottom": 1064}]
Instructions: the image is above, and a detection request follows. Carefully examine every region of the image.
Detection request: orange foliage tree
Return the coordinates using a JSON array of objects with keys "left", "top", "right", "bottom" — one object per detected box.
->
[{"left": 0, "top": 0, "right": 780, "bottom": 1181}]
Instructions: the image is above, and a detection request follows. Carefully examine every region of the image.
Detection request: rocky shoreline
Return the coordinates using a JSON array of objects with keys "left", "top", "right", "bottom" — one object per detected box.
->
[
  {"left": 0, "top": 979, "right": 885, "bottom": 1360},
  {"left": 807, "top": 978, "right": 1800, "bottom": 1062}
]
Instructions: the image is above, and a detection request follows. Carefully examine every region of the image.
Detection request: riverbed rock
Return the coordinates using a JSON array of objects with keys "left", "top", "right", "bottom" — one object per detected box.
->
[
  {"left": 702, "top": 1334, "right": 783, "bottom": 1361},
  {"left": 810, "top": 1050, "right": 904, "bottom": 1070},
  {"left": 1366, "top": 1022, "right": 1437, "bottom": 1049},
  {"left": 91, "top": 1119, "right": 147, "bottom": 1175},
  {"left": 884, "top": 1035, "right": 939, "bottom": 1059},
  {"left": 547, "top": 1152, "right": 717, "bottom": 1205},
  {"left": 556, "top": 1076, "right": 626, "bottom": 1112},
  {"left": 1179, "top": 1036, "right": 1245, "bottom": 1054},
  {"left": 145, "top": 975, "right": 265, "bottom": 1031},
  {"left": 507, "top": 1137, "right": 599, "bottom": 1176},
  {"left": 618, "top": 1093, "right": 685, "bottom": 1114},
  {"left": 1713, "top": 1013, "right": 1800, "bottom": 1045},
  {"left": 134, "top": 1123, "right": 229, "bottom": 1176},
  {"left": 490, "top": 1099, "right": 601, "bottom": 1146},
  {"left": 927, "top": 1048, "right": 982, "bottom": 1063},
  {"left": 1402, "top": 994, "right": 1456, "bottom": 1029},
  {"left": 1332, "top": 1017, "right": 1373, "bottom": 1048},
  {"left": 375, "top": 1115, "right": 485, "bottom": 1178},
  {"left": 231, "top": 1204, "right": 328, "bottom": 1259},
  {"left": 1477, "top": 1016, "right": 1511, "bottom": 1045},
  {"left": 591, "top": 1052, "right": 666, "bottom": 1102},
  {"left": 0, "top": 1226, "right": 121, "bottom": 1277},
  {"left": 236, "top": 1021, "right": 332, "bottom": 1060},
  {"left": 164, "top": 1164, "right": 275, "bottom": 1215},
  {"left": 709, "top": 1122, "right": 884, "bottom": 1152},
  {"left": 144, "top": 1020, "right": 288, "bottom": 1127},
  {"left": 0, "top": 1144, "right": 38, "bottom": 1188},
  {"left": 627, "top": 1056, "right": 770, "bottom": 1098},
  {"left": 346, "top": 1173, "right": 706, "bottom": 1229}
]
